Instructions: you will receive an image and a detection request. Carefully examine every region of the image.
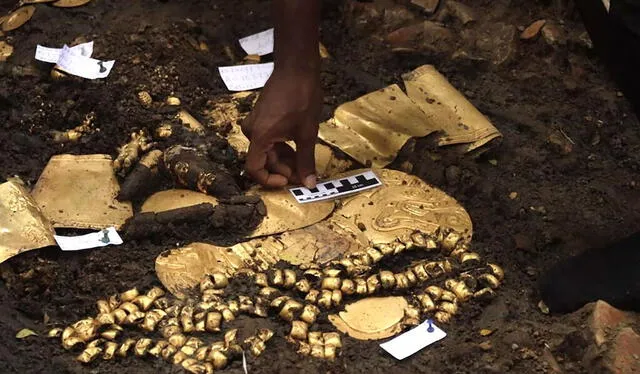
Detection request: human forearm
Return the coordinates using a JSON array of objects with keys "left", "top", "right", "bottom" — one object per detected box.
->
[{"left": 272, "top": 0, "right": 321, "bottom": 74}]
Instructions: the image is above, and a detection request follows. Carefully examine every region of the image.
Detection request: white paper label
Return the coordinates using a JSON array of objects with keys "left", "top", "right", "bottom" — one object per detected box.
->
[
  {"left": 379, "top": 319, "right": 447, "bottom": 360},
  {"left": 289, "top": 170, "right": 382, "bottom": 204},
  {"left": 54, "top": 227, "right": 123, "bottom": 252},
  {"left": 35, "top": 41, "right": 94, "bottom": 63},
  {"left": 239, "top": 28, "right": 274, "bottom": 56},
  {"left": 57, "top": 45, "right": 115, "bottom": 79},
  {"left": 218, "top": 62, "right": 274, "bottom": 91}
]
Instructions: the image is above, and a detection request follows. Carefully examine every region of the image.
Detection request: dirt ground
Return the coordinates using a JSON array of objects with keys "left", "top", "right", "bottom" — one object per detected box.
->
[{"left": 1, "top": 0, "right": 640, "bottom": 373}]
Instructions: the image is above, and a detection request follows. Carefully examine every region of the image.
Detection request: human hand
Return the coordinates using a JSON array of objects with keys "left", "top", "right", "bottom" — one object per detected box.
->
[{"left": 242, "top": 68, "right": 322, "bottom": 188}]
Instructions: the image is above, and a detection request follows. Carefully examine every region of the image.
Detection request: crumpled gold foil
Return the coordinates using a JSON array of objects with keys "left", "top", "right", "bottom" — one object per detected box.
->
[
  {"left": 31, "top": 154, "right": 133, "bottom": 229},
  {"left": 0, "top": 181, "right": 56, "bottom": 264},
  {"left": 318, "top": 64, "right": 502, "bottom": 168},
  {"left": 140, "top": 189, "right": 219, "bottom": 213},
  {"left": 328, "top": 297, "right": 408, "bottom": 340},
  {"left": 334, "top": 169, "right": 473, "bottom": 244}
]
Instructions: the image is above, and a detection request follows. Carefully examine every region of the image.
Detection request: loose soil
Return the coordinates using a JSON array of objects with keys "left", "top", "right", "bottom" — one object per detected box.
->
[{"left": 1, "top": 0, "right": 640, "bottom": 373}]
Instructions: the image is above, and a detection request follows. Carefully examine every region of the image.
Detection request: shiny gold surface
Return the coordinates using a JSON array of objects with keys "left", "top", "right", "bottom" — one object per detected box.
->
[
  {"left": 52, "top": 0, "right": 91, "bottom": 7},
  {"left": 140, "top": 189, "right": 219, "bottom": 213},
  {"left": 328, "top": 297, "right": 408, "bottom": 340},
  {"left": 402, "top": 65, "right": 501, "bottom": 152},
  {"left": 318, "top": 65, "right": 502, "bottom": 167},
  {"left": 0, "top": 181, "right": 56, "bottom": 264},
  {"left": 176, "top": 109, "right": 205, "bottom": 135},
  {"left": 335, "top": 169, "right": 472, "bottom": 244},
  {"left": 0, "top": 41, "right": 13, "bottom": 61},
  {"left": 2, "top": 6, "right": 35, "bottom": 32},
  {"left": 246, "top": 187, "right": 334, "bottom": 238},
  {"left": 31, "top": 154, "right": 133, "bottom": 229}
]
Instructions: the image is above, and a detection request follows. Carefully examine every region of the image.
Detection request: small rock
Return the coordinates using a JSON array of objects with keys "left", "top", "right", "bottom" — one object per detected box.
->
[
  {"left": 488, "top": 159, "right": 498, "bottom": 166},
  {"left": 400, "top": 161, "right": 414, "bottom": 173},
  {"left": 509, "top": 192, "right": 518, "bottom": 200},
  {"left": 589, "top": 300, "right": 632, "bottom": 347},
  {"left": 383, "top": 5, "right": 417, "bottom": 32},
  {"left": 547, "top": 130, "right": 573, "bottom": 155},
  {"left": 479, "top": 340, "right": 493, "bottom": 351},
  {"left": 468, "top": 22, "right": 518, "bottom": 66},
  {"left": 445, "top": 165, "right": 461, "bottom": 186},
  {"left": 480, "top": 329, "right": 494, "bottom": 336},
  {"left": 607, "top": 327, "right": 640, "bottom": 373},
  {"left": 520, "top": 19, "right": 546, "bottom": 40},
  {"left": 410, "top": 0, "right": 440, "bottom": 14},
  {"left": 447, "top": 1, "right": 477, "bottom": 25},
  {"left": 511, "top": 343, "right": 519, "bottom": 351},
  {"left": 343, "top": 0, "right": 384, "bottom": 35},
  {"left": 541, "top": 22, "right": 566, "bottom": 46},
  {"left": 387, "top": 20, "right": 456, "bottom": 54}
]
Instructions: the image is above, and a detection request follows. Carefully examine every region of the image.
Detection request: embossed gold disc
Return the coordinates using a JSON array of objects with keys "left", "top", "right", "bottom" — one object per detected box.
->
[
  {"left": 51, "top": 0, "right": 91, "bottom": 7},
  {"left": 0, "top": 41, "right": 13, "bottom": 62},
  {"left": 333, "top": 169, "right": 473, "bottom": 244},
  {"left": 2, "top": 6, "right": 35, "bottom": 32},
  {"left": 140, "top": 189, "right": 219, "bottom": 213},
  {"left": 31, "top": 154, "right": 133, "bottom": 229},
  {"left": 246, "top": 188, "right": 334, "bottom": 238},
  {"left": 329, "top": 297, "right": 409, "bottom": 340},
  {"left": 155, "top": 242, "right": 245, "bottom": 298},
  {"left": 0, "top": 181, "right": 56, "bottom": 264},
  {"left": 318, "top": 64, "right": 502, "bottom": 168}
]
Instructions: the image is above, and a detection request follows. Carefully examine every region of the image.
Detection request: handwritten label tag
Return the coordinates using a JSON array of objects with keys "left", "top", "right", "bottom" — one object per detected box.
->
[
  {"left": 379, "top": 319, "right": 447, "bottom": 360},
  {"left": 57, "top": 45, "right": 115, "bottom": 79},
  {"left": 35, "top": 41, "right": 94, "bottom": 63},
  {"left": 54, "top": 227, "right": 123, "bottom": 251},
  {"left": 218, "top": 62, "right": 274, "bottom": 91},
  {"left": 239, "top": 28, "right": 274, "bottom": 56}
]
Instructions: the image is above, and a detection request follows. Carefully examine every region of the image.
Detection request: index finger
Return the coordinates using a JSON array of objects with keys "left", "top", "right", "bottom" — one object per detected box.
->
[{"left": 245, "top": 141, "right": 289, "bottom": 188}]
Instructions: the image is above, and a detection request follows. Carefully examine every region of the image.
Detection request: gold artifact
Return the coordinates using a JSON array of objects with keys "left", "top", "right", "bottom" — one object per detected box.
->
[
  {"left": 30, "top": 154, "right": 133, "bottom": 229},
  {"left": 166, "top": 96, "right": 181, "bottom": 106},
  {"left": 51, "top": 0, "right": 91, "bottom": 7},
  {"left": 176, "top": 109, "right": 205, "bottom": 135},
  {"left": 140, "top": 189, "right": 219, "bottom": 214},
  {"left": 318, "top": 65, "right": 502, "bottom": 168},
  {"left": 328, "top": 297, "right": 408, "bottom": 340},
  {"left": 50, "top": 112, "right": 95, "bottom": 143},
  {"left": 137, "top": 91, "right": 152, "bottom": 108},
  {"left": 2, "top": 6, "right": 35, "bottom": 32},
  {"left": 0, "top": 41, "right": 13, "bottom": 61},
  {"left": 0, "top": 181, "right": 56, "bottom": 264},
  {"left": 112, "top": 130, "right": 154, "bottom": 174}
]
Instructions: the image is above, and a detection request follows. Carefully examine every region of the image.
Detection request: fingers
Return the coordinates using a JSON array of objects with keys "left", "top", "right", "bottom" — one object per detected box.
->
[
  {"left": 266, "top": 143, "right": 296, "bottom": 181},
  {"left": 296, "top": 133, "right": 317, "bottom": 189},
  {"left": 245, "top": 142, "right": 288, "bottom": 188}
]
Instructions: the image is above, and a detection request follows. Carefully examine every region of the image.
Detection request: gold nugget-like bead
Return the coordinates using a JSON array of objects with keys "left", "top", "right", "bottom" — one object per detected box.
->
[
  {"left": 300, "top": 304, "right": 320, "bottom": 325},
  {"left": 250, "top": 339, "right": 267, "bottom": 357},
  {"left": 394, "top": 273, "right": 409, "bottom": 289},
  {"left": 297, "top": 341, "right": 311, "bottom": 355},
  {"left": 133, "top": 295, "right": 155, "bottom": 311},
  {"left": 138, "top": 91, "right": 152, "bottom": 108},
  {"left": 374, "top": 243, "right": 394, "bottom": 256},
  {"left": 283, "top": 269, "right": 297, "bottom": 288},
  {"left": 221, "top": 308, "right": 235, "bottom": 322},
  {"left": 317, "top": 290, "right": 333, "bottom": 309},
  {"left": 488, "top": 263, "right": 505, "bottom": 281},
  {"left": 147, "top": 286, "right": 165, "bottom": 300},
  {"left": 120, "top": 288, "right": 139, "bottom": 302},
  {"left": 134, "top": 338, "right": 153, "bottom": 356},
  {"left": 62, "top": 336, "right": 84, "bottom": 350},
  {"left": 478, "top": 274, "right": 500, "bottom": 289},
  {"left": 438, "top": 301, "right": 458, "bottom": 315},
  {"left": 321, "top": 277, "right": 342, "bottom": 290},
  {"left": 224, "top": 329, "right": 238, "bottom": 347},
  {"left": 303, "top": 269, "right": 323, "bottom": 281},
  {"left": 96, "top": 299, "right": 111, "bottom": 314},
  {"left": 71, "top": 318, "right": 99, "bottom": 342},
  {"left": 116, "top": 338, "right": 137, "bottom": 357},
  {"left": 47, "top": 328, "right": 62, "bottom": 338},
  {"left": 172, "top": 351, "right": 189, "bottom": 365},
  {"left": 440, "top": 290, "right": 457, "bottom": 302},
  {"left": 227, "top": 300, "right": 240, "bottom": 315},
  {"left": 101, "top": 327, "right": 121, "bottom": 340},
  {"left": 95, "top": 313, "right": 115, "bottom": 326},
  {"left": 142, "top": 309, "right": 168, "bottom": 331},
  {"left": 103, "top": 341, "right": 118, "bottom": 360},
  {"left": 161, "top": 344, "right": 177, "bottom": 360},
  {"left": 340, "top": 279, "right": 356, "bottom": 295},
  {"left": 259, "top": 287, "right": 281, "bottom": 300},
  {"left": 323, "top": 268, "right": 342, "bottom": 278},
  {"left": 474, "top": 287, "right": 496, "bottom": 301},
  {"left": 323, "top": 332, "right": 342, "bottom": 348},
  {"left": 125, "top": 311, "right": 145, "bottom": 325},
  {"left": 208, "top": 349, "right": 228, "bottom": 369},
  {"left": 425, "top": 285, "right": 443, "bottom": 301},
  {"left": 366, "top": 274, "right": 381, "bottom": 294},
  {"left": 413, "top": 264, "right": 429, "bottom": 281},
  {"left": 445, "top": 279, "right": 473, "bottom": 302},
  {"left": 77, "top": 347, "right": 102, "bottom": 363},
  {"left": 211, "top": 272, "right": 229, "bottom": 288},
  {"left": 166, "top": 96, "right": 181, "bottom": 106},
  {"left": 154, "top": 297, "right": 171, "bottom": 310},
  {"left": 310, "top": 344, "right": 325, "bottom": 359},
  {"left": 324, "top": 345, "right": 337, "bottom": 360},
  {"left": 279, "top": 299, "right": 304, "bottom": 321},
  {"left": 411, "top": 232, "right": 427, "bottom": 247},
  {"left": 391, "top": 241, "right": 406, "bottom": 254},
  {"left": 355, "top": 278, "right": 368, "bottom": 295},
  {"left": 295, "top": 279, "right": 312, "bottom": 293},
  {"left": 160, "top": 325, "right": 181, "bottom": 338},
  {"left": 201, "top": 289, "right": 223, "bottom": 303},
  {"left": 169, "top": 334, "right": 188, "bottom": 348},
  {"left": 379, "top": 271, "right": 395, "bottom": 289},
  {"left": 119, "top": 302, "right": 139, "bottom": 314},
  {"left": 366, "top": 247, "right": 384, "bottom": 263},
  {"left": 255, "top": 273, "right": 268, "bottom": 287},
  {"left": 270, "top": 296, "right": 290, "bottom": 310},
  {"left": 331, "top": 290, "right": 343, "bottom": 306},
  {"left": 460, "top": 252, "right": 481, "bottom": 264},
  {"left": 305, "top": 289, "right": 320, "bottom": 304},
  {"left": 252, "top": 304, "right": 268, "bottom": 317},
  {"left": 180, "top": 306, "right": 195, "bottom": 333},
  {"left": 434, "top": 311, "right": 451, "bottom": 324},
  {"left": 403, "top": 305, "right": 421, "bottom": 326},
  {"left": 258, "top": 328, "right": 274, "bottom": 342},
  {"left": 417, "top": 294, "right": 436, "bottom": 312},
  {"left": 441, "top": 232, "right": 461, "bottom": 253},
  {"left": 405, "top": 269, "right": 418, "bottom": 286},
  {"left": 195, "top": 345, "right": 210, "bottom": 361},
  {"left": 308, "top": 331, "right": 323, "bottom": 345},
  {"left": 148, "top": 340, "right": 169, "bottom": 357},
  {"left": 290, "top": 320, "right": 309, "bottom": 340},
  {"left": 205, "top": 312, "right": 222, "bottom": 332}
]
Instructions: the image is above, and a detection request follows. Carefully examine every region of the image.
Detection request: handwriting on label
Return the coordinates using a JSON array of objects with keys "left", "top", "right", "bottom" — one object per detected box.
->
[{"left": 218, "top": 62, "right": 274, "bottom": 91}]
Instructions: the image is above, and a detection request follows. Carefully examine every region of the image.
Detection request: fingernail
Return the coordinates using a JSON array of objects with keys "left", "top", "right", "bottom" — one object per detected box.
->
[{"left": 304, "top": 175, "right": 317, "bottom": 189}]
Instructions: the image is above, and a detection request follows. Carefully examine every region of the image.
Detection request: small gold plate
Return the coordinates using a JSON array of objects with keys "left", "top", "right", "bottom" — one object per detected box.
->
[
  {"left": 31, "top": 154, "right": 133, "bottom": 229},
  {"left": 2, "top": 6, "right": 35, "bottom": 32},
  {"left": 140, "top": 189, "right": 219, "bottom": 213},
  {"left": 51, "top": 0, "right": 91, "bottom": 7},
  {"left": 0, "top": 181, "right": 56, "bottom": 264},
  {"left": 329, "top": 297, "right": 409, "bottom": 340},
  {"left": 334, "top": 169, "right": 472, "bottom": 244},
  {"left": 0, "top": 41, "right": 13, "bottom": 61}
]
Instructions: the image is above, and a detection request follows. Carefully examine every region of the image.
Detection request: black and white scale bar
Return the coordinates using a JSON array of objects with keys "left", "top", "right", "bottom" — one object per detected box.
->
[{"left": 289, "top": 170, "right": 382, "bottom": 204}]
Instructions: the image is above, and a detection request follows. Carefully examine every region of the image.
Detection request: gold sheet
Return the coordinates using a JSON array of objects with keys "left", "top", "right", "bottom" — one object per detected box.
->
[
  {"left": 318, "top": 64, "right": 502, "bottom": 168},
  {"left": 329, "top": 297, "right": 409, "bottom": 340},
  {"left": 31, "top": 154, "right": 133, "bottom": 229},
  {"left": 0, "top": 181, "right": 56, "bottom": 264}
]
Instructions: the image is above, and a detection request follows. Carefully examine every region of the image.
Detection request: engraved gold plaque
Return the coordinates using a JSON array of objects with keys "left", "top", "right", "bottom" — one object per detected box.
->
[
  {"left": 51, "top": 0, "right": 91, "bottom": 7},
  {"left": 328, "top": 297, "right": 408, "bottom": 340},
  {"left": 2, "top": 6, "right": 35, "bottom": 32},
  {"left": 318, "top": 65, "right": 502, "bottom": 168},
  {"left": 155, "top": 243, "right": 245, "bottom": 298},
  {"left": 140, "top": 189, "right": 219, "bottom": 213},
  {"left": 333, "top": 169, "right": 473, "bottom": 244},
  {"left": 246, "top": 188, "right": 334, "bottom": 238},
  {"left": 31, "top": 154, "right": 133, "bottom": 229},
  {"left": 0, "top": 181, "right": 56, "bottom": 264}
]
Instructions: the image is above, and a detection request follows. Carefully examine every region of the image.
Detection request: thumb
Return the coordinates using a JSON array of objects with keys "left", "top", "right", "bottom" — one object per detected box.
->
[{"left": 296, "top": 135, "right": 317, "bottom": 189}]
